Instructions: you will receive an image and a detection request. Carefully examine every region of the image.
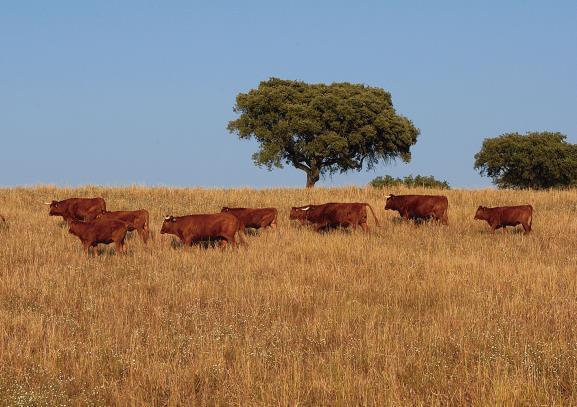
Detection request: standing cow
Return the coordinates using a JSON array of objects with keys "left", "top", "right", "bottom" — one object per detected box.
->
[
  {"left": 96, "top": 209, "right": 150, "bottom": 243},
  {"left": 289, "top": 202, "right": 379, "bottom": 232},
  {"left": 46, "top": 197, "right": 106, "bottom": 222},
  {"left": 474, "top": 205, "right": 533, "bottom": 234},
  {"left": 160, "top": 213, "right": 246, "bottom": 248},
  {"left": 68, "top": 218, "right": 131, "bottom": 255},
  {"left": 384, "top": 194, "right": 448, "bottom": 225},
  {"left": 221, "top": 207, "right": 278, "bottom": 231}
]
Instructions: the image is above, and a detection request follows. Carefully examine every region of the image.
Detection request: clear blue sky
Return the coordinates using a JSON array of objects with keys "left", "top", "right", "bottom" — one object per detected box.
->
[{"left": 1, "top": 1, "right": 575, "bottom": 188}]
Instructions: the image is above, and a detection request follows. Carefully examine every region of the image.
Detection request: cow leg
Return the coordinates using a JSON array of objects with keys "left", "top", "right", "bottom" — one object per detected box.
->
[
  {"left": 115, "top": 239, "right": 125, "bottom": 254},
  {"left": 83, "top": 241, "right": 91, "bottom": 255},
  {"left": 441, "top": 212, "right": 449, "bottom": 226},
  {"left": 138, "top": 227, "right": 149, "bottom": 244},
  {"left": 360, "top": 222, "right": 369, "bottom": 233},
  {"left": 218, "top": 239, "right": 228, "bottom": 249},
  {"left": 522, "top": 222, "right": 531, "bottom": 234}
]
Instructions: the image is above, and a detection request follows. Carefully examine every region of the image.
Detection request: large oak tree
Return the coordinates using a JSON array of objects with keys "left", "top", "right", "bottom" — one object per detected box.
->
[{"left": 227, "top": 78, "right": 420, "bottom": 187}]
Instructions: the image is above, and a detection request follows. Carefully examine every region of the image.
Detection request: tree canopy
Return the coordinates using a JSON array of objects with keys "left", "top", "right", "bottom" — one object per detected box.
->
[
  {"left": 227, "top": 78, "right": 420, "bottom": 187},
  {"left": 474, "top": 131, "right": 577, "bottom": 189}
]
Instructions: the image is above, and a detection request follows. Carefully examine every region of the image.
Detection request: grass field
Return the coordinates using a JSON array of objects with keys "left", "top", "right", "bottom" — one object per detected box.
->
[{"left": 0, "top": 186, "right": 576, "bottom": 405}]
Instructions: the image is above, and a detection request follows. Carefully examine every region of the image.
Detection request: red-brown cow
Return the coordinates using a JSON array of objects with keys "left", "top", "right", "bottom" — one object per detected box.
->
[
  {"left": 221, "top": 207, "right": 278, "bottom": 230},
  {"left": 289, "top": 202, "right": 379, "bottom": 232},
  {"left": 96, "top": 210, "right": 150, "bottom": 243},
  {"left": 384, "top": 194, "right": 448, "bottom": 225},
  {"left": 68, "top": 218, "right": 131, "bottom": 255},
  {"left": 474, "top": 205, "right": 533, "bottom": 234},
  {"left": 160, "top": 213, "right": 246, "bottom": 248},
  {"left": 46, "top": 197, "right": 106, "bottom": 222}
]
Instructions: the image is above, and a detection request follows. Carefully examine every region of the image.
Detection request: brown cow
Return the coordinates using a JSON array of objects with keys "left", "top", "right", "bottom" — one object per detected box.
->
[
  {"left": 474, "top": 205, "right": 533, "bottom": 234},
  {"left": 384, "top": 194, "right": 448, "bottom": 225},
  {"left": 46, "top": 197, "right": 106, "bottom": 222},
  {"left": 96, "top": 210, "right": 150, "bottom": 243},
  {"left": 160, "top": 213, "right": 246, "bottom": 248},
  {"left": 289, "top": 202, "right": 380, "bottom": 232},
  {"left": 221, "top": 207, "right": 278, "bottom": 230},
  {"left": 68, "top": 218, "right": 131, "bottom": 255}
]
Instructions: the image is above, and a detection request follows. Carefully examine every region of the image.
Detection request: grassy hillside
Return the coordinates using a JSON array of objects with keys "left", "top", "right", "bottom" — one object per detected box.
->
[{"left": 0, "top": 186, "right": 576, "bottom": 405}]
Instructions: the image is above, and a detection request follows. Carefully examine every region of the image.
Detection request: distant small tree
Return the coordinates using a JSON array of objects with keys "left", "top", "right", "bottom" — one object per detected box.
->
[
  {"left": 474, "top": 131, "right": 577, "bottom": 189},
  {"left": 227, "top": 78, "right": 420, "bottom": 187},
  {"left": 370, "top": 174, "right": 450, "bottom": 189}
]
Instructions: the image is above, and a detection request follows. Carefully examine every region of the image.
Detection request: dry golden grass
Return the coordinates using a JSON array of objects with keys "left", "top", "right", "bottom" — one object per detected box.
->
[{"left": 0, "top": 185, "right": 576, "bottom": 405}]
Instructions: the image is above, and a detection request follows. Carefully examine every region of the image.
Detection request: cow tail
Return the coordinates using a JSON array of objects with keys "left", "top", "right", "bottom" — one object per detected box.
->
[
  {"left": 529, "top": 205, "right": 533, "bottom": 227},
  {"left": 365, "top": 204, "right": 380, "bottom": 227}
]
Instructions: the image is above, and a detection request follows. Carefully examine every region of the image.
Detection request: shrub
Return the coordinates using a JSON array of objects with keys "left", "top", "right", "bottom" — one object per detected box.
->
[{"left": 369, "top": 174, "right": 450, "bottom": 189}]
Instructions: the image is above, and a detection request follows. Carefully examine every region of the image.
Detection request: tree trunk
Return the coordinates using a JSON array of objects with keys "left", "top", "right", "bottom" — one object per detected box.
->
[{"left": 306, "top": 166, "right": 320, "bottom": 188}]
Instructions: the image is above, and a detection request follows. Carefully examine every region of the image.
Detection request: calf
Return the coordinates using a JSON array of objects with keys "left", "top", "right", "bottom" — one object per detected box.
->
[
  {"left": 46, "top": 197, "right": 106, "bottom": 222},
  {"left": 160, "top": 212, "right": 245, "bottom": 248},
  {"left": 97, "top": 210, "right": 150, "bottom": 243},
  {"left": 68, "top": 218, "right": 131, "bottom": 255},
  {"left": 221, "top": 207, "right": 278, "bottom": 230},
  {"left": 289, "top": 202, "right": 379, "bottom": 232},
  {"left": 384, "top": 194, "right": 448, "bottom": 225},
  {"left": 474, "top": 205, "right": 533, "bottom": 234}
]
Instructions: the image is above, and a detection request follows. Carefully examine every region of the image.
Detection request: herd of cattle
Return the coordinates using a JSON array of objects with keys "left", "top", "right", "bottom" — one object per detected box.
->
[{"left": 20, "top": 194, "right": 535, "bottom": 255}]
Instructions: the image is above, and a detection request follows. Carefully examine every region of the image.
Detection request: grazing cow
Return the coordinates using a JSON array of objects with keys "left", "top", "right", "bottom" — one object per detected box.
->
[
  {"left": 46, "top": 197, "right": 106, "bottom": 222},
  {"left": 289, "top": 202, "right": 380, "bottom": 232},
  {"left": 221, "top": 207, "right": 278, "bottom": 230},
  {"left": 384, "top": 194, "right": 448, "bottom": 225},
  {"left": 160, "top": 213, "right": 246, "bottom": 248},
  {"left": 474, "top": 205, "right": 533, "bottom": 234},
  {"left": 68, "top": 218, "right": 131, "bottom": 255},
  {"left": 96, "top": 210, "right": 150, "bottom": 243}
]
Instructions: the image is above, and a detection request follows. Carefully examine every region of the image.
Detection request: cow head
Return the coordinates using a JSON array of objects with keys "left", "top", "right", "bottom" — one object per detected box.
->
[
  {"left": 289, "top": 206, "right": 309, "bottom": 222},
  {"left": 474, "top": 206, "right": 488, "bottom": 220},
  {"left": 46, "top": 200, "right": 64, "bottom": 216},
  {"left": 384, "top": 194, "right": 397, "bottom": 210},
  {"left": 160, "top": 215, "right": 177, "bottom": 234}
]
